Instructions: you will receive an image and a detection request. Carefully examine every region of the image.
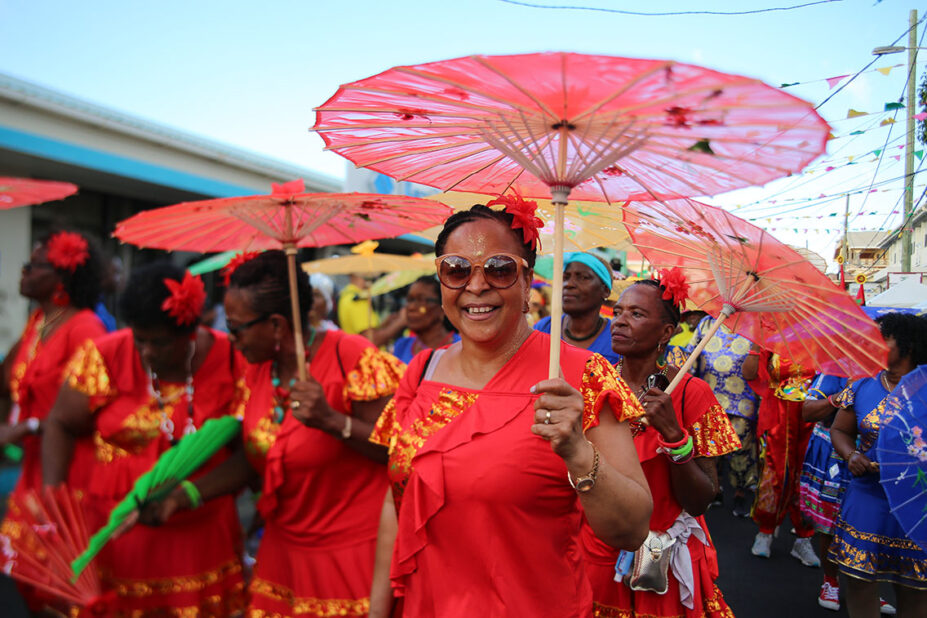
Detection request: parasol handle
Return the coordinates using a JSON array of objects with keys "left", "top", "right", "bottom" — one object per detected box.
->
[
  {"left": 665, "top": 305, "right": 735, "bottom": 394},
  {"left": 548, "top": 192, "right": 569, "bottom": 379},
  {"left": 284, "top": 245, "right": 309, "bottom": 381}
]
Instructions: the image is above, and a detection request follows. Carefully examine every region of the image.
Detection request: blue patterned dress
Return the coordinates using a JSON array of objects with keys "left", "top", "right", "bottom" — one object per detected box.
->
[{"left": 829, "top": 376, "right": 927, "bottom": 588}]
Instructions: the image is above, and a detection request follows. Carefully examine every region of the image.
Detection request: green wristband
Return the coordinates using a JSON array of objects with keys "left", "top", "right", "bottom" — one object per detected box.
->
[
  {"left": 668, "top": 436, "right": 694, "bottom": 459},
  {"left": 180, "top": 480, "right": 202, "bottom": 509}
]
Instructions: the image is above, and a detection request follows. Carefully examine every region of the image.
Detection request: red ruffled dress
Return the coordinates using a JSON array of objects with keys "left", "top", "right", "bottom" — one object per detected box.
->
[
  {"left": 242, "top": 329, "right": 404, "bottom": 618},
  {"left": 584, "top": 373, "right": 741, "bottom": 618},
  {"left": 64, "top": 328, "right": 246, "bottom": 616},
  {"left": 369, "top": 331, "right": 642, "bottom": 618}
]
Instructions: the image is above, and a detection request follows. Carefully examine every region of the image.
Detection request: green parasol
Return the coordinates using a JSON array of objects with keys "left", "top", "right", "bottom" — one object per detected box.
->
[
  {"left": 71, "top": 415, "right": 241, "bottom": 579},
  {"left": 187, "top": 250, "right": 240, "bottom": 276}
]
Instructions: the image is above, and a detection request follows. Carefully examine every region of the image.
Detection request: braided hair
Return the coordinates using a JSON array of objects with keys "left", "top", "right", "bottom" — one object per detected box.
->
[
  {"left": 434, "top": 205, "right": 537, "bottom": 268},
  {"left": 227, "top": 250, "right": 313, "bottom": 327},
  {"left": 631, "top": 279, "right": 681, "bottom": 326},
  {"left": 119, "top": 261, "right": 198, "bottom": 336}
]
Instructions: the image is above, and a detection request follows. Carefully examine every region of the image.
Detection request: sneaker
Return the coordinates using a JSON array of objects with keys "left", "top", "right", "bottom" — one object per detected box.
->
[
  {"left": 710, "top": 492, "right": 724, "bottom": 507},
  {"left": 880, "top": 599, "right": 896, "bottom": 615},
  {"left": 751, "top": 532, "right": 773, "bottom": 558},
  {"left": 791, "top": 537, "right": 821, "bottom": 567},
  {"left": 818, "top": 582, "right": 839, "bottom": 611}
]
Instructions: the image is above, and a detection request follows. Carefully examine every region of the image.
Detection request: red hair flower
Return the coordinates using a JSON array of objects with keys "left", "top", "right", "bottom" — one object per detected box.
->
[
  {"left": 161, "top": 271, "right": 206, "bottom": 327},
  {"left": 46, "top": 231, "right": 89, "bottom": 273},
  {"left": 222, "top": 251, "right": 262, "bottom": 286},
  {"left": 486, "top": 193, "right": 544, "bottom": 251},
  {"left": 656, "top": 267, "right": 689, "bottom": 309}
]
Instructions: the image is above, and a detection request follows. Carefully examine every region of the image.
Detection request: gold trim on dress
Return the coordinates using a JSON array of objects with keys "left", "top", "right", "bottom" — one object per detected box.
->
[{"left": 249, "top": 577, "right": 370, "bottom": 617}]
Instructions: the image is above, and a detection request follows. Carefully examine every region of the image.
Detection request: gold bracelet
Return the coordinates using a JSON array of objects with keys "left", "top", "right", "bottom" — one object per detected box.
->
[
  {"left": 845, "top": 449, "right": 861, "bottom": 462},
  {"left": 341, "top": 415, "right": 352, "bottom": 440}
]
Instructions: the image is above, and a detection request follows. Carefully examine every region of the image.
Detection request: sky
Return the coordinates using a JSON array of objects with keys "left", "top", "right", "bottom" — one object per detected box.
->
[{"left": 0, "top": 0, "right": 922, "bottom": 267}]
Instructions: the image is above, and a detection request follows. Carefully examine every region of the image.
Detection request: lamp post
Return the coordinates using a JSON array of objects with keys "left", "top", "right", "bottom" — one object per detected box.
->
[{"left": 873, "top": 9, "right": 919, "bottom": 272}]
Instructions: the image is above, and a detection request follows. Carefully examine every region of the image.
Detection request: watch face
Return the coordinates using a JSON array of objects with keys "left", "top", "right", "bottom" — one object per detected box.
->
[{"left": 575, "top": 477, "right": 595, "bottom": 493}]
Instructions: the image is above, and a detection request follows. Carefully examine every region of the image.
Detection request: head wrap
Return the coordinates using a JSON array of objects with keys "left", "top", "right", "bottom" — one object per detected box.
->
[
  {"left": 309, "top": 273, "right": 334, "bottom": 314},
  {"left": 564, "top": 252, "right": 612, "bottom": 289}
]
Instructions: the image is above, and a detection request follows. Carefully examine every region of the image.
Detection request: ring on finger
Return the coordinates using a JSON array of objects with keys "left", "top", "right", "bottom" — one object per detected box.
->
[
  {"left": 544, "top": 410, "right": 552, "bottom": 425},
  {"left": 291, "top": 400, "right": 301, "bottom": 410}
]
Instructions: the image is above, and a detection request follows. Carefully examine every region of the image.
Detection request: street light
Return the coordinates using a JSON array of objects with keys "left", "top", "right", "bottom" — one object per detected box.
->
[{"left": 872, "top": 10, "right": 919, "bottom": 273}]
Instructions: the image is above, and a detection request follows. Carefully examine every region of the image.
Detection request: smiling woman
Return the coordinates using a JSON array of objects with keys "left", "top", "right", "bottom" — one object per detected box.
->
[{"left": 368, "top": 203, "right": 653, "bottom": 618}]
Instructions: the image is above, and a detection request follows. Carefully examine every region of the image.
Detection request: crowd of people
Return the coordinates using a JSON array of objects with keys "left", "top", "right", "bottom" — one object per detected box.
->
[{"left": 0, "top": 196, "right": 925, "bottom": 618}]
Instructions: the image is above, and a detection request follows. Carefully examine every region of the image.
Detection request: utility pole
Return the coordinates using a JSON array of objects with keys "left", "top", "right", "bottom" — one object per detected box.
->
[
  {"left": 843, "top": 193, "right": 850, "bottom": 266},
  {"left": 903, "top": 9, "right": 918, "bottom": 272}
]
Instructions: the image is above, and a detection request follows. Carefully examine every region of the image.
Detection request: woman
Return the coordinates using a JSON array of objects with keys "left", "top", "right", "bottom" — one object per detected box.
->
[
  {"left": 42, "top": 263, "right": 245, "bottom": 615},
  {"left": 829, "top": 313, "right": 927, "bottom": 617},
  {"left": 0, "top": 230, "right": 106, "bottom": 610},
  {"left": 0, "top": 231, "right": 105, "bottom": 493},
  {"left": 391, "top": 275, "right": 458, "bottom": 364},
  {"left": 534, "top": 251, "right": 620, "bottom": 364},
  {"left": 745, "top": 344, "right": 818, "bottom": 564},
  {"left": 309, "top": 272, "right": 339, "bottom": 331},
  {"left": 584, "top": 276, "right": 740, "bottom": 618},
  {"left": 151, "top": 250, "right": 404, "bottom": 617},
  {"left": 369, "top": 202, "right": 652, "bottom": 617}
]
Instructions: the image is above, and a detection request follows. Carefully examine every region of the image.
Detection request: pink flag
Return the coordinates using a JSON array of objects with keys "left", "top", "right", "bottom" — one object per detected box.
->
[{"left": 826, "top": 75, "right": 849, "bottom": 89}]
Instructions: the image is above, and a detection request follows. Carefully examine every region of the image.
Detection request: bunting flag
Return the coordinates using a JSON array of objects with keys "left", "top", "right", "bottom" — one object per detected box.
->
[
  {"left": 855, "top": 284, "right": 866, "bottom": 306},
  {"left": 916, "top": 112, "right": 927, "bottom": 121},
  {"left": 881, "top": 118, "right": 896, "bottom": 126},
  {"left": 885, "top": 102, "right": 904, "bottom": 111},
  {"left": 877, "top": 66, "right": 894, "bottom": 76},
  {"left": 826, "top": 75, "right": 849, "bottom": 89},
  {"left": 847, "top": 109, "right": 867, "bottom": 118}
]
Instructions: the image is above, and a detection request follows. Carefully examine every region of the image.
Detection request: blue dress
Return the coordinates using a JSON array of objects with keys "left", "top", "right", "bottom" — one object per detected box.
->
[
  {"left": 533, "top": 315, "right": 620, "bottom": 365},
  {"left": 799, "top": 374, "right": 850, "bottom": 534},
  {"left": 828, "top": 375, "right": 927, "bottom": 588},
  {"left": 392, "top": 333, "right": 460, "bottom": 364}
]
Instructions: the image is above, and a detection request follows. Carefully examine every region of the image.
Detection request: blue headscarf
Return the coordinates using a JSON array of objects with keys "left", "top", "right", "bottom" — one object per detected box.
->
[{"left": 563, "top": 252, "right": 612, "bottom": 289}]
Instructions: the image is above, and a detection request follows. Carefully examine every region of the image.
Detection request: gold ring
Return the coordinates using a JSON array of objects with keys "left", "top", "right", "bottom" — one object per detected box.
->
[
  {"left": 291, "top": 400, "right": 301, "bottom": 410},
  {"left": 544, "top": 411, "right": 551, "bottom": 425}
]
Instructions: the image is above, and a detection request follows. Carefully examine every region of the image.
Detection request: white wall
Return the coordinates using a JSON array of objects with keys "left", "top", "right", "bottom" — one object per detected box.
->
[{"left": 0, "top": 207, "right": 31, "bottom": 356}]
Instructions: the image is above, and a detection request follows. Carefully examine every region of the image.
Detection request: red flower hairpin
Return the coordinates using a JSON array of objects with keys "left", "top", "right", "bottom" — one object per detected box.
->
[
  {"left": 46, "top": 231, "right": 89, "bottom": 273},
  {"left": 221, "top": 251, "right": 262, "bottom": 286},
  {"left": 486, "top": 193, "right": 544, "bottom": 251},
  {"left": 656, "top": 267, "right": 689, "bottom": 309},
  {"left": 161, "top": 271, "right": 206, "bottom": 327}
]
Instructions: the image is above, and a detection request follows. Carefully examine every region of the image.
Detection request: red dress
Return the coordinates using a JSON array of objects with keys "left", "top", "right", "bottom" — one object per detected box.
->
[
  {"left": 370, "top": 331, "right": 642, "bottom": 618},
  {"left": 583, "top": 373, "right": 741, "bottom": 618},
  {"left": 241, "top": 329, "right": 404, "bottom": 618},
  {"left": 750, "top": 352, "right": 816, "bottom": 536},
  {"left": 64, "top": 328, "right": 246, "bottom": 616}
]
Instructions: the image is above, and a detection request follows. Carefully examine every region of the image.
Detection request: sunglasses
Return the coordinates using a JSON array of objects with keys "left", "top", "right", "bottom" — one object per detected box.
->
[
  {"left": 22, "top": 261, "right": 55, "bottom": 273},
  {"left": 227, "top": 314, "right": 269, "bottom": 338},
  {"left": 434, "top": 253, "right": 529, "bottom": 290}
]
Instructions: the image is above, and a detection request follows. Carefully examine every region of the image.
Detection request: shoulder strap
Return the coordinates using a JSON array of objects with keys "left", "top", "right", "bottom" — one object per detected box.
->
[{"left": 336, "top": 335, "right": 346, "bottom": 378}]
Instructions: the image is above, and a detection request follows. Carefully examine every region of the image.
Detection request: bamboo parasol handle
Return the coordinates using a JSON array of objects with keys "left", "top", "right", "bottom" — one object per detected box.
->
[
  {"left": 665, "top": 305, "right": 735, "bottom": 394},
  {"left": 284, "top": 245, "right": 308, "bottom": 381},
  {"left": 548, "top": 191, "right": 569, "bottom": 379}
]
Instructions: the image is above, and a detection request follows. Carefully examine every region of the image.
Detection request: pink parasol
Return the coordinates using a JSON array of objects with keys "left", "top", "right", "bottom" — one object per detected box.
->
[
  {"left": 114, "top": 180, "right": 451, "bottom": 379},
  {"left": 620, "top": 198, "right": 887, "bottom": 387},
  {"left": 313, "top": 52, "right": 830, "bottom": 377},
  {"left": 0, "top": 177, "right": 78, "bottom": 209}
]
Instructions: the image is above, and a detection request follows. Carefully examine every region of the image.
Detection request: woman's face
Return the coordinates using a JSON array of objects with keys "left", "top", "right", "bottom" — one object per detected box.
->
[
  {"left": 309, "top": 288, "right": 328, "bottom": 327},
  {"left": 20, "top": 245, "right": 60, "bottom": 302},
  {"left": 224, "top": 286, "right": 275, "bottom": 364},
  {"left": 405, "top": 281, "right": 443, "bottom": 334},
  {"left": 562, "top": 261, "right": 607, "bottom": 316},
  {"left": 611, "top": 284, "right": 674, "bottom": 357},
  {"left": 132, "top": 325, "right": 192, "bottom": 376},
  {"left": 439, "top": 218, "right": 531, "bottom": 347}
]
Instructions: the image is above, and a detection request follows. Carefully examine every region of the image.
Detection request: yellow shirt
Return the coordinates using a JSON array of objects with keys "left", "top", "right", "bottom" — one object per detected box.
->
[{"left": 337, "top": 283, "right": 381, "bottom": 335}]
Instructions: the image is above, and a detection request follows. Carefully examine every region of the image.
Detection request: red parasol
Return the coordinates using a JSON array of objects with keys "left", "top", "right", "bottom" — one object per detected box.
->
[
  {"left": 0, "top": 177, "right": 78, "bottom": 209},
  {"left": 620, "top": 198, "right": 887, "bottom": 386},
  {"left": 313, "top": 52, "right": 829, "bottom": 377},
  {"left": 114, "top": 180, "right": 451, "bottom": 379}
]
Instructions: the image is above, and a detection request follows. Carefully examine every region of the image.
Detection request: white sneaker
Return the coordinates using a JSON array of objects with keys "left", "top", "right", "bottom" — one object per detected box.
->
[
  {"left": 818, "top": 582, "right": 839, "bottom": 611},
  {"left": 880, "top": 598, "right": 896, "bottom": 615},
  {"left": 791, "top": 537, "right": 821, "bottom": 567},
  {"left": 751, "top": 532, "right": 773, "bottom": 558}
]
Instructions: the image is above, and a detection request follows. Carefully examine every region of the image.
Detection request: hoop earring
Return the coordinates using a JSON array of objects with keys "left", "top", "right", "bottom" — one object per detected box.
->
[{"left": 274, "top": 337, "right": 281, "bottom": 354}]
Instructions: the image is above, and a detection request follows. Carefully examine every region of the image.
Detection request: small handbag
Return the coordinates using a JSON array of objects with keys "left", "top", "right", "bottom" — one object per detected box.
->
[{"left": 628, "top": 530, "right": 676, "bottom": 594}]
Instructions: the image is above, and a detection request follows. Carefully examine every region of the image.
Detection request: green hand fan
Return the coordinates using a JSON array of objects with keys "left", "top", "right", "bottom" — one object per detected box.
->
[{"left": 71, "top": 415, "right": 241, "bottom": 579}]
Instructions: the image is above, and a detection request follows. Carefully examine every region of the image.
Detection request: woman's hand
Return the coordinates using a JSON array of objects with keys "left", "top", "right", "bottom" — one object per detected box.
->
[
  {"left": 0, "top": 421, "right": 35, "bottom": 447},
  {"left": 530, "top": 378, "right": 587, "bottom": 461},
  {"left": 847, "top": 451, "right": 878, "bottom": 477},
  {"left": 638, "top": 387, "right": 684, "bottom": 444},
  {"left": 136, "top": 486, "right": 190, "bottom": 527},
  {"left": 289, "top": 373, "right": 337, "bottom": 432}
]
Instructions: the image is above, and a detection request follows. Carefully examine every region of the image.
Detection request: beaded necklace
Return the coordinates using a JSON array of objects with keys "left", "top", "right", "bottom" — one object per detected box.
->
[
  {"left": 148, "top": 341, "right": 196, "bottom": 443},
  {"left": 564, "top": 316, "right": 604, "bottom": 342},
  {"left": 616, "top": 357, "right": 669, "bottom": 437},
  {"left": 271, "top": 328, "right": 316, "bottom": 423}
]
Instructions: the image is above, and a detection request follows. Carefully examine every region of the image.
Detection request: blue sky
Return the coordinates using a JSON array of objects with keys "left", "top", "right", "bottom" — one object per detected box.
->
[{"left": 0, "top": 0, "right": 921, "bottom": 262}]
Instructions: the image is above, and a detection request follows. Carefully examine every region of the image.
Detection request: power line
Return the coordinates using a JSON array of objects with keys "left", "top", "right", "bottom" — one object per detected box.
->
[{"left": 496, "top": 0, "right": 845, "bottom": 17}]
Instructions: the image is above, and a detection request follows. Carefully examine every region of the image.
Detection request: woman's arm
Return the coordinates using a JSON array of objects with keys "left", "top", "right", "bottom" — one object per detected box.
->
[
  {"left": 830, "top": 407, "right": 876, "bottom": 477},
  {"left": 369, "top": 488, "right": 398, "bottom": 618},
  {"left": 638, "top": 386, "right": 717, "bottom": 516},
  {"left": 0, "top": 338, "right": 23, "bottom": 397},
  {"left": 531, "top": 378, "right": 651, "bottom": 550},
  {"left": 802, "top": 397, "right": 837, "bottom": 423},
  {"left": 42, "top": 385, "right": 94, "bottom": 486},
  {"left": 741, "top": 344, "right": 761, "bottom": 381}
]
